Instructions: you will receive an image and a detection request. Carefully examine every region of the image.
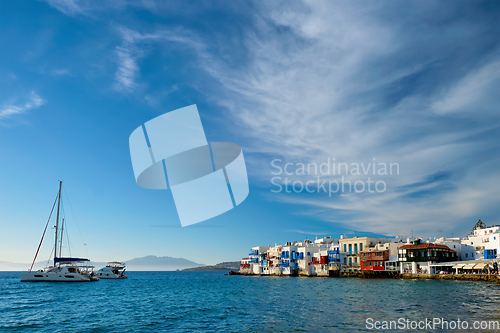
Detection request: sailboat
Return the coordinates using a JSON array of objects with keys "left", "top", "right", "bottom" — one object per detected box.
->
[{"left": 20, "top": 181, "right": 98, "bottom": 282}]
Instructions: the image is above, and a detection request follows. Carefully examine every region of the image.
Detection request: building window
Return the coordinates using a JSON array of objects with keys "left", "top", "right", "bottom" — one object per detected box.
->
[
  {"left": 354, "top": 244, "right": 358, "bottom": 254},
  {"left": 349, "top": 244, "right": 352, "bottom": 255},
  {"left": 344, "top": 244, "right": 347, "bottom": 253},
  {"left": 354, "top": 257, "right": 357, "bottom": 264},
  {"left": 360, "top": 243, "right": 363, "bottom": 251}
]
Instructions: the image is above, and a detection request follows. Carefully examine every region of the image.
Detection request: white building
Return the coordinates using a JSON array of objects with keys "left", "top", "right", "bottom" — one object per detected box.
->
[
  {"left": 280, "top": 242, "right": 299, "bottom": 275},
  {"left": 339, "top": 235, "right": 393, "bottom": 271},
  {"left": 435, "top": 237, "right": 476, "bottom": 261},
  {"left": 247, "top": 246, "right": 269, "bottom": 275},
  {"left": 462, "top": 225, "right": 500, "bottom": 260}
]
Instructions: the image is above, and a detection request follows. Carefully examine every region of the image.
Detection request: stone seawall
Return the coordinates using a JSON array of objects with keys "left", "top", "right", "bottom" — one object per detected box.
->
[
  {"left": 400, "top": 273, "right": 500, "bottom": 283},
  {"left": 232, "top": 270, "right": 500, "bottom": 283}
]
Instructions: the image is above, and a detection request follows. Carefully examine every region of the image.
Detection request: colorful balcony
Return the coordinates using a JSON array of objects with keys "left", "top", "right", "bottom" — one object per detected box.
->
[{"left": 280, "top": 260, "right": 290, "bottom": 267}]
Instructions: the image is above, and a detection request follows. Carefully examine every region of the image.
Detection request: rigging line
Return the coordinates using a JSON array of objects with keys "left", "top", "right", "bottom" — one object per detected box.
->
[
  {"left": 65, "top": 217, "right": 72, "bottom": 257},
  {"left": 30, "top": 193, "right": 59, "bottom": 272},
  {"left": 63, "top": 186, "right": 89, "bottom": 258},
  {"left": 59, "top": 199, "right": 65, "bottom": 258},
  {"left": 46, "top": 246, "right": 54, "bottom": 269},
  {"left": 61, "top": 200, "right": 72, "bottom": 257}
]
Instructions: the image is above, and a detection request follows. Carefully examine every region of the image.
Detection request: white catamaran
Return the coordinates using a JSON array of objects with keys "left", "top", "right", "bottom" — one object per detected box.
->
[{"left": 21, "top": 181, "right": 98, "bottom": 282}]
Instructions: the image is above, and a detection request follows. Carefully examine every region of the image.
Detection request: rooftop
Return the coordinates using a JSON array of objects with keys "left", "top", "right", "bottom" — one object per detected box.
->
[{"left": 398, "top": 243, "right": 456, "bottom": 252}]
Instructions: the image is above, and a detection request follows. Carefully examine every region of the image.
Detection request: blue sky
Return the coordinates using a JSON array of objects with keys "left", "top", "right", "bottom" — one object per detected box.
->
[{"left": 1, "top": 0, "right": 499, "bottom": 265}]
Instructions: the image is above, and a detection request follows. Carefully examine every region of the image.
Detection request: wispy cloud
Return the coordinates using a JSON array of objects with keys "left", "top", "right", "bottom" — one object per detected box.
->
[
  {"left": 44, "top": 0, "right": 499, "bottom": 235},
  {"left": 51, "top": 69, "right": 71, "bottom": 76},
  {"left": 432, "top": 60, "right": 500, "bottom": 115},
  {"left": 114, "top": 46, "right": 140, "bottom": 92},
  {"left": 0, "top": 91, "right": 45, "bottom": 119},
  {"left": 176, "top": 1, "right": 500, "bottom": 235},
  {"left": 112, "top": 26, "right": 205, "bottom": 93},
  {"left": 45, "top": 0, "right": 83, "bottom": 15}
]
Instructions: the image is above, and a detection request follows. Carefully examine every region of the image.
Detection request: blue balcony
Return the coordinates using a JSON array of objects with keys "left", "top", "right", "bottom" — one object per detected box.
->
[
  {"left": 290, "top": 264, "right": 299, "bottom": 269},
  {"left": 248, "top": 258, "right": 258, "bottom": 264},
  {"left": 249, "top": 250, "right": 259, "bottom": 256},
  {"left": 328, "top": 250, "right": 341, "bottom": 262},
  {"left": 292, "top": 252, "right": 304, "bottom": 260},
  {"left": 280, "top": 260, "right": 289, "bottom": 267},
  {"left": 485, "top": 249, "right": 497, "bottom": 259}
]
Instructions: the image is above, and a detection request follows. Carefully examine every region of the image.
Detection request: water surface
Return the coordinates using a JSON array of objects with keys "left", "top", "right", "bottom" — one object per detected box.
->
[{"left": 1, "top": 271, "right": 499, "bottom": 332}]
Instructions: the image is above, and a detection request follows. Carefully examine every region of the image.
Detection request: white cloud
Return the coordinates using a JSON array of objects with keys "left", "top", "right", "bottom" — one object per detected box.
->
[
  {"left": 114, "top": 46, "right": 140, "bottom": 92},
  {"left": 174, "top": 1, "right": 500, "bottom": 235},
  {"left": 45, "top": 0, "right": 83, "bottom": 15},
  {"left": 0, "top": 92, "right": 45, "bottom": 119},
  {"left": 45, "top": 0, "right": 499, "bottom": 235},
  {"left": 112, "top": 26, "right": 206, "bottom": 93},
  {"left": 432, "top": 60, "right": 500, "bottom": 115},
  {"left": 51, "top": 69, "right": 70, "bottom": 76}
]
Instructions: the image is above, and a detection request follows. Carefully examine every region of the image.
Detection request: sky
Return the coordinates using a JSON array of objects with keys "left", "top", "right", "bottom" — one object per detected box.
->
[{"left": 0, "top": 0, "right": 499, "bottom": 265}]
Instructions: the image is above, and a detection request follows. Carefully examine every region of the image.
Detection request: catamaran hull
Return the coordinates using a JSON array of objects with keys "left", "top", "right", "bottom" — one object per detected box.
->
[
  {"left": 20, "top": 272, "right": 91, "bottom": 282},
  {"left": 98, "top": 275, "right": 128, "bottom": 279}
]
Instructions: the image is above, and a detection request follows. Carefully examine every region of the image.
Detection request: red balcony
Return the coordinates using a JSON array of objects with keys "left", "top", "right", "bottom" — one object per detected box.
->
[
  {"left": 360, "top": 250, "right": 389, "bottom": 262},
  {"left": 311, "top": 256, "right": 328, "bottom": 265},
  {"left": 361, "top": 260, "right": 385, "bottom": 271}
]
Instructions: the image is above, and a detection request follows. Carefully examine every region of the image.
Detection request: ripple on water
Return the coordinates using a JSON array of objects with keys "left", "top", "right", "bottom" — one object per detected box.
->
[{"left": 1, "top": 271, "right": 500, "bottom": 332}]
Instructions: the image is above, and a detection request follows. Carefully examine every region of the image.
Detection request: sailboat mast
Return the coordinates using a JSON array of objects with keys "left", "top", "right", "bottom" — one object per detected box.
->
[
  {"left": 54, "top": 181, "right": 62, "bottom": 263},
  {"left": 59, "top": 218, "right": 64, "bottom": 258}
]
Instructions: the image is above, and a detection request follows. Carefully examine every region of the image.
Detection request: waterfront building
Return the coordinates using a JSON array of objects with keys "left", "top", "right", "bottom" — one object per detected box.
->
[
  {"left": 339, "top": 236, "right": 392, "bottom": 271},
  {"left": 461, "top": 225, "right": 499, "bottom": 260},
  {"left": 248, "top": 246, "right": 269, "bottom": 275},
  {"left": 280, "top": 242, "right": 299, "bottom": 276},
  {"left": 311, "top": 237, "right": 341, "bottom": 276},
  {"left": 296, "top": 240, "right": 316, "bottom": 276},
  {"left": 398, "top": 239, "right": 457, "bottom": 273},
  {"left": 265, "top": 244, "right": 283, "bottom": 275},
  {"left": 360, "top": 249, "right": 388, "bottom": 271},
  {"left": 239, "top": 257, "right": 251, "bottom": 274},
  {"left": 434, "top": 237, "right": 476, "bottom": 261},
  {"left": 359, "top": 242, "right": 401, "bottom": 271}
]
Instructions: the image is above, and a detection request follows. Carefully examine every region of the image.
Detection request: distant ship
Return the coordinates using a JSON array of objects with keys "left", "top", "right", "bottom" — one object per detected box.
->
[
  {"left": 97, "top": 262, "right": 128, "bottom": 279},
  {"left": 20, "top": 181, "right": 98, "bottom": 282}
]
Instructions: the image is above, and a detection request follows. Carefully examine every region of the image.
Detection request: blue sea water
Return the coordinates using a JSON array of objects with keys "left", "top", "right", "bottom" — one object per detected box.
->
[{"left": 1, "top": 271, "right": 499, "bottom": 332}]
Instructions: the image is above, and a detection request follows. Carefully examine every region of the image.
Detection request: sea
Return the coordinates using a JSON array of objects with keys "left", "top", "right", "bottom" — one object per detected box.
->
[{"left": 1, "top": 271, "right": 499, "bottom": 332}]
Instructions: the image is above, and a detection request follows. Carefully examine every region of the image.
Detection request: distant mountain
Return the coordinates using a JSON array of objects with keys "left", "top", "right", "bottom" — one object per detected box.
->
[
  {"left": 182, "top": 261, "right": 240, "bottom": 271},
  {"left": 123, "top": 255, "right": 204, "bottom": 271},
  {"left": 0, "top": 256, "right": 204, "bottom": 272},
  {"left": 0, "top": 261, "right": 46, "bottom": 271}
]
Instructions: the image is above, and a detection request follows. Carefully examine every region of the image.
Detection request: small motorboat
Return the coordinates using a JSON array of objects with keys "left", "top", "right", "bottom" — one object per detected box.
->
[{"left": 97, "top": 262, "right": 128, "bottom": 279}]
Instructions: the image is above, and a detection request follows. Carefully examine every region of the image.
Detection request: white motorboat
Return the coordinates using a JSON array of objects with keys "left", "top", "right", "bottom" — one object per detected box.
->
[
  {"left": 21, "top": 181, "right": 98, "bottom": 282},
  {"left": 97, "top": 262, "right": 128, "bottom": 279}
]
